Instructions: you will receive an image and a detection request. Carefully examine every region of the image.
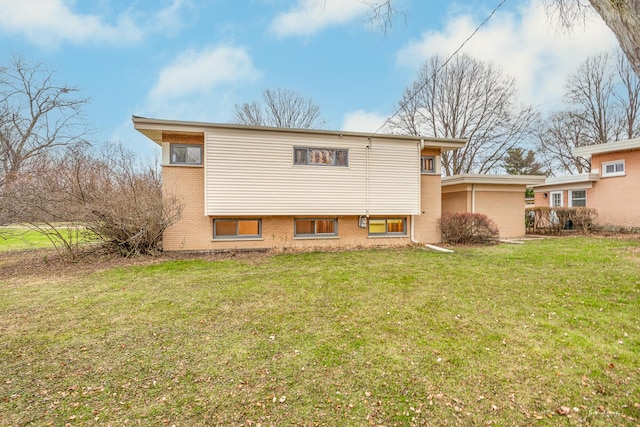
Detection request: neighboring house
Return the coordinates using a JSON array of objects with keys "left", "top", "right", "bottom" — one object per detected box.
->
[
  {"left": 133, "top": 116, "right": 467, "bottom": 251},
  {"left": 531, "top": 137, "right": 640, "bottom": 229},
  {"left": 442, "top": 174, "right": 546, "bottom": 238}
]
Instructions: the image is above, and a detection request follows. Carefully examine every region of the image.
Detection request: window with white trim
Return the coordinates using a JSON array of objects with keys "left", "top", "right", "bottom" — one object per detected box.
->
[
  {"left": 293, "top": 147, "right": 348, "bottom": 166},
  {"left": 602, "top": 160, "right": 625, "bottom": 177},
  {"left": 421, "top": 156, "right": 436, "bottom": 173},
  {"left": 368, "top": 218, "right": 406, "bottom": 236},
  {"left": 213, "top": 219, "right": 261, "bottom": 239},
  {"left": 294, "top": 219, "right": 337, "bottom": 237},
  {"left": 170, "top": 144, "right": 202, "bottom": 165},
  {"left": 550, "top": 191, "right": 563, "bottom": 207},
  {"left": 569, "top": 190, "right": 586, "bottom": 207}
]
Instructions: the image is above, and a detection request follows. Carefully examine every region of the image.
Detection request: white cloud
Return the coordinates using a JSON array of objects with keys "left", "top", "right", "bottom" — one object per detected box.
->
[
  {"left": 144, "top": 45, "right": 262, "bottom": 121},
  {"left": 0, "top": 0, "right": 190, "bottom": 47},
  {"left": 270, "top": 0, "right": 371, "bottom": 38},
  {"left": 0, "top": 0, "right": 142, "bottom": 46},
  {"left": 396, "top": 0, "right": 618, "bottom": 110},
  {"left": 341, "top": 110, "right": 391, "bottom": 133}
]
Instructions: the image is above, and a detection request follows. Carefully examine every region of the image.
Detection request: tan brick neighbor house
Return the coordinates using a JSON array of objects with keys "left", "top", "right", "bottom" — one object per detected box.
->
[
  {"left": 531, "top": 137, "right": 640, "bottom": 230},
  {"left": 133, "top": 116, "right": 541, "bottom": 251}
]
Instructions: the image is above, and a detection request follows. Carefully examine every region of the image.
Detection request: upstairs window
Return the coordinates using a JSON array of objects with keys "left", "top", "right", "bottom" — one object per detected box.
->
[
  {"left": 170, "top": 144, "right": 202, "bottom": 165},
  {"left": 294, "top": 147, "right": 348, "bottom": 166},
  {"left": 421, "top": 156, "right": 436, "bottom": 173},
  {"left": 602, "top": 160, "right": 624, "bottom": 177}
]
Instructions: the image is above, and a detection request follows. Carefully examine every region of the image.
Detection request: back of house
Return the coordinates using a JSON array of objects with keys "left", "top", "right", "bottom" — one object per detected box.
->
[{"left": 133, "top": 116, "right": 466, "bottom": 251}]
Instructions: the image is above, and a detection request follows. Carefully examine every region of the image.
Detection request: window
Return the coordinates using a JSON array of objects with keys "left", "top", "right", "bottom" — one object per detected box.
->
[
  {"left": 550, "top": 191, "right": 563, "bottom": 207},
  {"left": 368, "top": 218, "right": 406, "bottom": 236},
  {"left": 294, "top": 219, "right": 337, "bottom": 237},
  {"left": 213, "top": 219, "right": 261, "bottom": 239},
  {"left": 569, "top": 190, "right": 586, "bottom": 207},
  {"left": 421, "top": 156, "right": 436, "bottom": 173},
  {"left": 294, "top": 147, "right": 348, "bottom": 166},
  {"left": 602, "top": 160, "right": 625, "bottom": 177},
  {"left": 170, "top": 144, "right": 202, "bottom": 165}
]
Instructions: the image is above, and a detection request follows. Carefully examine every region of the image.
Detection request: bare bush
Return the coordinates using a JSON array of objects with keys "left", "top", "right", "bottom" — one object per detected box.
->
[
  {"left": 525, "top": 207, "right": 598, "bottom": 235},
  {"left": 439, "top": 213, "right": 499, "bottom": 245},
  {"left": 5, "top": 143, "right": 182, "bottom": 258}
]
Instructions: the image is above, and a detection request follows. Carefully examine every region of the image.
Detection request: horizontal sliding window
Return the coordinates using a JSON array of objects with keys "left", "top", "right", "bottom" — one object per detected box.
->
[
  {"left": 294, "top": 147, "right": 348, "bottom": 166},
  {"left": 213, "top": 219, "right": 261, "bottom": 239},
  {"left": 602, "top": 160, "right": 624, "bottom": 177},
  {"left": 368, "top": 218, "right": 406, "bottom": 236},
  {"left": 170, "top": 144, "right": 202, "bottom": 165},
  {"left": 294, "top": 219, "right": 337, "bottom": 237}
]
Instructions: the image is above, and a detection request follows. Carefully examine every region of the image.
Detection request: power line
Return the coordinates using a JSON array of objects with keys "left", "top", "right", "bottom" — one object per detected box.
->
[{"left": 369, "top": 0, "right": 509, "bottom": 138}]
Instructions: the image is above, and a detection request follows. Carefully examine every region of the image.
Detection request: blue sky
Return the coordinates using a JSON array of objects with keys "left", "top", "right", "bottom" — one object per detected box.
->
[{"left": 0, "top": 0, "right": 617, "bottom": 160}]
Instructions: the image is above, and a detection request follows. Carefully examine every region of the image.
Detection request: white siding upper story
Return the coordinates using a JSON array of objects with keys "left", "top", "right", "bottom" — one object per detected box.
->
[{"left": 203, "top": 128, "right": 421, "bottom": 216}]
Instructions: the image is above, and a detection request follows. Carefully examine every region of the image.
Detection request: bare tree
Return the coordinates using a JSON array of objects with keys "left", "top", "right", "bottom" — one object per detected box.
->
[
  {"left": 0, "top": 56, "right": 89, "bottom": 189},
  {"left": 389, "top": 54, "right": 537, "bottom": 176},
  {"left": 6, "top": 143, "right": 182, "bottom": 258},
  {"left": 233, "top": 88, "right": 326, "bottom": 129},
  {"left": 537, "top": 49, "right": 640, "bottom": 175},
  {"left": 537, "top": 111, "right": 591, "bottom": 175},
  {"left": 565, "top": 52, "right": 618, "bottom": 145}
]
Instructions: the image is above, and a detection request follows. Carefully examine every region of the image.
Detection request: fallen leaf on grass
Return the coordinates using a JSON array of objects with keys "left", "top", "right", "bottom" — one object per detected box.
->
[{"left": 556, "top": 406, "right": 571, "bottom": 416}]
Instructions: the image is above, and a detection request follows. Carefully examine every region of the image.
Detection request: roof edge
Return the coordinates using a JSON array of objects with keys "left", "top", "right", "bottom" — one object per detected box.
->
[
  {"left": 441, "top": 173, "right": 547, "bottom": 187},
  {"left": 131, "top": 115, "right": 467, "bottom": 149},
  {"left": 572, "top": 137, "right": 640, "bottom": 159}
]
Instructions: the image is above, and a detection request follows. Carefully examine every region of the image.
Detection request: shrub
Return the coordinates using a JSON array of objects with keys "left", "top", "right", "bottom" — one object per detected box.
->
[
  {"left": 439, "top": 212, "right": 499, "bottom": 245},
  {"left": 525, "top": 207, "right": 597, "bottom": 235}
]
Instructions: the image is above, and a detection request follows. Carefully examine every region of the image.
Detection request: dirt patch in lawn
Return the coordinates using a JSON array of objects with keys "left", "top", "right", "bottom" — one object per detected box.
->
[{"left": 0, "top": 247, "right": 273, "bottom": 282}]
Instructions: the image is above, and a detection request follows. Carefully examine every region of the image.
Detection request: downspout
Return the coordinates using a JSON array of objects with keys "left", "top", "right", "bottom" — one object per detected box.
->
[
  {"left": 471, "top": 184, "right": 476, "bottom": 213},
  {"left": 366, "top": 138, "right": 371, "bottom": 217},
  {"left": 411, "top": 139, "right": 425, "bottom": 243}
]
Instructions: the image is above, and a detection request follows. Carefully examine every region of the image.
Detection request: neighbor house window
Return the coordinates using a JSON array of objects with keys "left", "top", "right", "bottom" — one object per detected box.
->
[
  {"left": 602, "top": 160, "right": 625, "bottom": 177},
  {"left": 569, "top": 190, "right": 587, "bottom": 207},
  {"left": 421, "top": 156, "right": 436, "bottom": 173},
  {"left": 550, "top": 191, "right": 563, "bottom": 207},
  {"left": 213, "top": 219, "right": 261, "bottom": 239},
  {"left": 170, "top": 144, "right": 202, "bottom": 165},
  {"left": 368, "top": 218, "right": 406, "bottom": 236},
  {"left": 294, "top": 147, "right": 348, "bottom": 166},
  {"left": 294, "top": 219, "right": 338, "bottom": 237}
]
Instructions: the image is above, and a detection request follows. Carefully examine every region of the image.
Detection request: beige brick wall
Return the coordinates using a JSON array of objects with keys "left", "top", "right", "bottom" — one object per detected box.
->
[{"left": 589, "top": 150, "right": 640, "bottom": 227}]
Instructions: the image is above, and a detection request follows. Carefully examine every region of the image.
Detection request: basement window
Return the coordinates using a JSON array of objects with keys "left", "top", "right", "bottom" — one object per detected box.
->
[{"left": 213, "top": 219, "right": 261, "bottom": 239}]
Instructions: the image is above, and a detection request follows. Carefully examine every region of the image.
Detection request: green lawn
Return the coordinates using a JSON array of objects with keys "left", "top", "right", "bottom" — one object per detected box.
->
[
  {"left": 1, "top": 237, "right": 639, "bottom": 426},
  {"left": 0, "top": 227, "right": 54, "bottom": 252}
]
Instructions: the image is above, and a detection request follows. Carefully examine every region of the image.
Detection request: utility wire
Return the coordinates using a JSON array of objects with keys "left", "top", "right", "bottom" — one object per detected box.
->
[{"left": 369, "top": 0, "right": 508, "bottom": 138}]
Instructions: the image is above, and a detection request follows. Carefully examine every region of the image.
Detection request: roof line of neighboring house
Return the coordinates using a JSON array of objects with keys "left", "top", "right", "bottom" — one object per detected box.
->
[
  {"left": 573, "top": 137, "right": 640, "bottom": 159},
  {"left": 442, "top": 173, "right": 546, "bottom": 187},
  {"left": 131, "top": 115, "right": 468, "bottom": 151},
  {"left": 530, "top": 172, "right": 600, "bottom": 189}
]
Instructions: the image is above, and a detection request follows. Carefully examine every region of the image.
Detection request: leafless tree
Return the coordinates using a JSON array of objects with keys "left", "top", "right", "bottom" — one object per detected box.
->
[
  {"left": 6, "top": 143, "right": 182, "bottom": 258},
  {"left": 0, "top": 56, "right": 89, "bottom": 189},
  {"left": 389, "top": 54, "right": 537, "bottom": 176},
  {"left": 537, "top": 111, "right": 592, "bottom": 175},
  {"left": 537, "top": 50, "right": 640, "bottom": 175},
  {"left": 233, "top": 88, "right": 326, "bottom": 129}
]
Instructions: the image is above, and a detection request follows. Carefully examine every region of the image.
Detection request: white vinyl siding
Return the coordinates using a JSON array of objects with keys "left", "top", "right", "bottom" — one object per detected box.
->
[{"left": 204, "top": 130, "right": 420, "bottom": 216}]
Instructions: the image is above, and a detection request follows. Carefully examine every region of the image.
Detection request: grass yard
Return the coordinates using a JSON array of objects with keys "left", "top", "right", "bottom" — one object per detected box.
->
[
  {"left": 0, "top": 228, "right": 54, "bottom": 252},
  {"left": 1, "top": 237, "right": 639, "bottom": 426}
]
